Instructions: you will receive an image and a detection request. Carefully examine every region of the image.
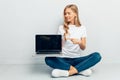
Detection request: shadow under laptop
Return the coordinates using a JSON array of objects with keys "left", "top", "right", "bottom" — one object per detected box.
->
[{"left": 29, "top": 55, "right": 52, "bottom": 75}]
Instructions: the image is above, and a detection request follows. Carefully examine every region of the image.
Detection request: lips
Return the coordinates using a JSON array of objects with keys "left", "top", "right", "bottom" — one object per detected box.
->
[{"left": 66, "top": 18, "right": 71, "bottom": 21}]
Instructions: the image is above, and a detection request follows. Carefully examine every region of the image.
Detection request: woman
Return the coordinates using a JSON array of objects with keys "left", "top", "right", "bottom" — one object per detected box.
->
[{"left": 45, "top": 4, "right": 101, "bottom": 78}]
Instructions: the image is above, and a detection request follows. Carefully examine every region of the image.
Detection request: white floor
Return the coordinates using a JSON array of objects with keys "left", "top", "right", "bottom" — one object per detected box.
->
[{"left": 0, "top": 63, "right": 120, "bottom": 80}]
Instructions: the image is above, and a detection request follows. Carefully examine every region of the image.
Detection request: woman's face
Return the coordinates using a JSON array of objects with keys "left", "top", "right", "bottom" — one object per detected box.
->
[{"left": 64, "top": 8, "right": 76, "bottom": 24}]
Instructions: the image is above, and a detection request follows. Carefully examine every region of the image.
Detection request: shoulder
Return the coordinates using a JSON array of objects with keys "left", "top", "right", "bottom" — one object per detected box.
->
[
  {"left": 59, "top": 25, "right": 64, "bottom": 28},
  {"left": 80, "top": 25, "right": 86, "bottom": 29},
  {"left": 58, "top": 25, "right": 64, "bottom": 30},
  {"left": 79, "top": 25, "right": 86, "bottom": 31},
  {"left": 57, "top": 25, "right": 65, "bottom": 34}
]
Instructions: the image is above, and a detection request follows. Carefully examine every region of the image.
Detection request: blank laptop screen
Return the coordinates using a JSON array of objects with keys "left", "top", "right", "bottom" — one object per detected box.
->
[{"left": 35, "top": 35, "right": 62, "bottom": 54}]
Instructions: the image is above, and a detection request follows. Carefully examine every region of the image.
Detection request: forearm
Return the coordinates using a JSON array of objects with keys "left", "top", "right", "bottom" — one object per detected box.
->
[
  {"left": 78, "top": 38, "right": 86, "bottom": 50},
  {"left": 79, "top": 41, "right": 86, "bottom": 50}
]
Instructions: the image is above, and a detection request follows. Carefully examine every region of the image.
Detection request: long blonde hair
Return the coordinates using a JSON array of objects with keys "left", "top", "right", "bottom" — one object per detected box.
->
[{"left": 63, "top": 4, "right": 81, "bottom": 34}]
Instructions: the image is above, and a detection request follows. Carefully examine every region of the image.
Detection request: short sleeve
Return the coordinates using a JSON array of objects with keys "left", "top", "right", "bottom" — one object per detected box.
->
[
  {"left": 57, "top": 25, "right": 65, "bottom": 40},
  {"left": 81, "top": 26, "right": 87, "bottom": 38},
  {"left": 57, "top": 25, "right": 64, "bottom": 35}
]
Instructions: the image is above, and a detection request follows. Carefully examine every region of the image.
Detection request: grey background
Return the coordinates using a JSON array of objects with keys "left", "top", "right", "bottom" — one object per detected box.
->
[{"left": 0, "top": 0, "right": 120, "bottom": 64}]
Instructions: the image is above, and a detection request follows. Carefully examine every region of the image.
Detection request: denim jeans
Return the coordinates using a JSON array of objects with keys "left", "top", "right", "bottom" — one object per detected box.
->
[{"left": 45, "top": 52, "right": 101, "bottom": 72}]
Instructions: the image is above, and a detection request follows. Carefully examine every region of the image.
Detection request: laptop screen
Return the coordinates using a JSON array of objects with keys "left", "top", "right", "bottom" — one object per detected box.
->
[{"left": 35, "top": 34, "right": 62, "bottom": 54}]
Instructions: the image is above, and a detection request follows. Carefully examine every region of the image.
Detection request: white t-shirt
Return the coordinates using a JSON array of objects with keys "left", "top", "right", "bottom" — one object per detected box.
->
[{"left": 58, "top": 25, "right": 87, "bottom": 58}]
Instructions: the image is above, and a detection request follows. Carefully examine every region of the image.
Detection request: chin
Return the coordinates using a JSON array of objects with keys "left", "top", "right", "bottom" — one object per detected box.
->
[{"left": 66, "top": 20, "right": 71, "bottom": 23}]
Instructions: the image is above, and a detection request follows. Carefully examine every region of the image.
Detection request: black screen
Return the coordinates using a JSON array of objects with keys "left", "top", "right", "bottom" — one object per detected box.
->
[{"left": 35, "top": 35, "right": 62, "bottom": 54}]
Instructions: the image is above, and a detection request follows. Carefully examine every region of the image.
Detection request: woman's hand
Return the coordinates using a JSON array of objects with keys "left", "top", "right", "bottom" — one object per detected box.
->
[
  {"left": 70, "top": 38, "right": 81, "bottom": 44},
  {"left": 70, "top": 38, "right": 86, "bottom": 50}
]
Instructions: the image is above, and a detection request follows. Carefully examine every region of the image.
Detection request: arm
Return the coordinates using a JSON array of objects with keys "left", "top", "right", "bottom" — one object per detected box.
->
[
  {"left": 62, "top": 33, "right": 70, "bottom": 47},
  {"left": 79, "top": 37, "right": 86, "bottom": 50}
]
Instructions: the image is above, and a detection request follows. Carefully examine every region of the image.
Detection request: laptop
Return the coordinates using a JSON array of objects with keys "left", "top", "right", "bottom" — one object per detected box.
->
[{"left": 35, "top": 34, "right": 62, "bottom": 54}]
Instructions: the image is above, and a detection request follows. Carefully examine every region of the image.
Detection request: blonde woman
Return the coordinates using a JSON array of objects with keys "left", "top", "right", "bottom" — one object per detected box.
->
[{"left": 45, "top": 4, "right": 101, "bottom": 78}]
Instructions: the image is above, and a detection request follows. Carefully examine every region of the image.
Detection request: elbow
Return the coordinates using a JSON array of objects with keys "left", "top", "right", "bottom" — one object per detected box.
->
[
  {"left": 80, "top": 46, "right": 86, "bottom": 50},
  {"left": 79, "top": 42, "right": 86, "bottom": 50}
]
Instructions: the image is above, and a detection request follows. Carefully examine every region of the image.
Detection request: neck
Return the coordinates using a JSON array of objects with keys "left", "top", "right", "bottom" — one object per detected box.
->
[{"left": 69, "top": 21, "right": 75, "bottom": 25}]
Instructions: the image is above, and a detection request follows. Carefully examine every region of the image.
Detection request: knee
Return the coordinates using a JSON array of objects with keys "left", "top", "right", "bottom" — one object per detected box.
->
[
  {"left": 45, "top": 57, "right": 51, "bottom": 65},
  {"left": 45, "top": 57, "right": 55, "bottom": 66},
  {"left": 91, "top": 52, "right": 102, "bottom": 62}
]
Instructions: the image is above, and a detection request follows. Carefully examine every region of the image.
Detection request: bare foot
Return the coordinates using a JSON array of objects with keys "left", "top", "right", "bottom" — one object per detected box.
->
[{"left": 68, "top": 66, "right": 78, "bottom": 76}]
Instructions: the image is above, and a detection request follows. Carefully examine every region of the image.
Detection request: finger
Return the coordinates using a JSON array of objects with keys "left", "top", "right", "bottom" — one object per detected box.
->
[{"left": 70, "top": 38, "right": 74, "bottom": 41}]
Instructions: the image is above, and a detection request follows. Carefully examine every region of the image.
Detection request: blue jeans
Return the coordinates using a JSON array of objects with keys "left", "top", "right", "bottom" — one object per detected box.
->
[{"left": 45, "top": 52, "right": 101, "bottom": 72}]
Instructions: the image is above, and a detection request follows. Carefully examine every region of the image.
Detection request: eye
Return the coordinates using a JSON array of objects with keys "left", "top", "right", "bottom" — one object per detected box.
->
[
  {"left": 68, "top": 12, "right": 70, "bottom": 15},
  {"left": 64, "top": 12, "right": 67, "bottom": 15}
]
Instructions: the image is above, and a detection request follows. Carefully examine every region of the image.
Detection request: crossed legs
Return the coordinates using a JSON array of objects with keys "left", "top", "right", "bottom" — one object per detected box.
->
[{"left": 45, "top": 52, "right": 101, "bottom": 77}]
